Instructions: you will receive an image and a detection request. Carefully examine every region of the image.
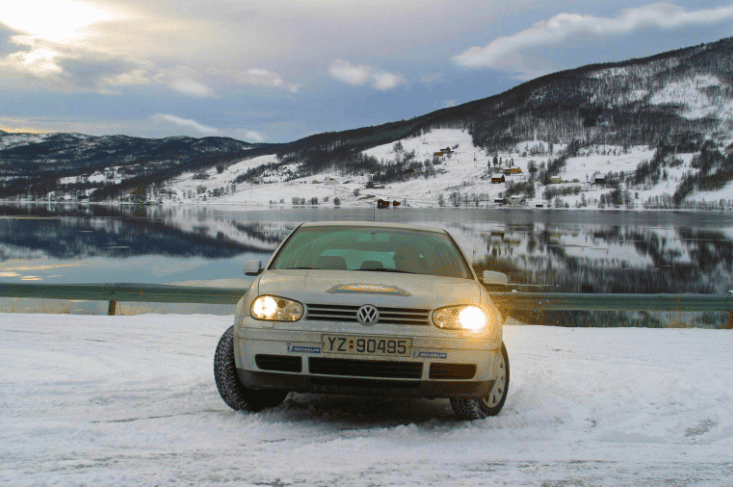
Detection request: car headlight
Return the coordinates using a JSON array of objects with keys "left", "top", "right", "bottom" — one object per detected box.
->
[
  {"left": 432, "top": 305, "right": 489, "bottom": 332},
  {"left": 251, "top": 295, "right": 304, "bottom": 321}
]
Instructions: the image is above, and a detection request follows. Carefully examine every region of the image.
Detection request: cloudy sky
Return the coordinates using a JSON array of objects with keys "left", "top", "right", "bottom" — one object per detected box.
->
[{"left": 1, "top": 0, "right": 732, "bottom": 143}]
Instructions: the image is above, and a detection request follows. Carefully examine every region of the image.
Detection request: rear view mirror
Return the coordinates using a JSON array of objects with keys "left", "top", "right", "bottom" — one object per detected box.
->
[
  {"left": 482, "top": 271, "right": 509, "bottom": 286},
  {"left": 244, "top": 260, "right": 263, "bottom": 276}
]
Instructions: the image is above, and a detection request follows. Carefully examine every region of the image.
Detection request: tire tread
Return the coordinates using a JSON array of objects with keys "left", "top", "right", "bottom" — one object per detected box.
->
[{"left": 213, "top": 326, "right": 287, "bottom": 411}]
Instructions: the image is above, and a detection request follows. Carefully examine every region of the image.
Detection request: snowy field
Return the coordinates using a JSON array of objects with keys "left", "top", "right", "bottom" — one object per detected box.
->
[{"left": 2, "top": 313, "right": 733, "bottom": 486}]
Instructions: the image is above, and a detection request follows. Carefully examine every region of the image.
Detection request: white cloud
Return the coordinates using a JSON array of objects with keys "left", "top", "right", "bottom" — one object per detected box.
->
[
  {"left": 233, "top": 129, "right": 265, "bottom": 143},
  {"left": 329, "top": 60, "right": 405, "bottom": 90},
  {"left": 1, "top": 42, "right": 62, "bottom": 77},
  {"left": 0, "top": 34, "right": 150, "bottom": 93},
  {"left": 224, "top": 68, "right": 299, "bottom": 93},
  {"left": 153, "top": 66, "right": 215, "bottom": 97},
  {"left": 151, "top": 114, "right": 218, "bottom": 135},
  {"left": 371, "top": 72, "right": 405, "bottom": 91},
  {"left": 453, "top": 2, "right": 733, "bottom": 76},
  {"left": 329, "top": 60, "right": 373, "bottom": 86}
]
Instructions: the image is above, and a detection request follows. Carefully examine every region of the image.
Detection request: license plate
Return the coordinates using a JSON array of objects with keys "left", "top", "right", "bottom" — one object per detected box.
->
[{"left": 321, "top": 335, "right": 411, "bottom": 357}]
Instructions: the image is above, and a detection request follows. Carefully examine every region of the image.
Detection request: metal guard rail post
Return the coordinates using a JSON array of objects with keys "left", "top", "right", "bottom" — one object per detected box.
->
[{"left": 0, "top": 283, "right": 731, "bottom": 328}]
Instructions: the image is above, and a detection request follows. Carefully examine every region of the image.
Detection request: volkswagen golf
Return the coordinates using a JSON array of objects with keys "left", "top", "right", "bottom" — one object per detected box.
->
[{"left": 214, "top": 221, "right": 509, "bottom": 420}]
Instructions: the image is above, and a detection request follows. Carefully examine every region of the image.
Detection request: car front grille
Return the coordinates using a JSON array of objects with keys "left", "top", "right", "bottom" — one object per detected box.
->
[
  {"left": 309, "top": 357, "right": 423, "bottom": 379},
  {"left": 305, "top": 304, "right": 430, "bottom": 326}
]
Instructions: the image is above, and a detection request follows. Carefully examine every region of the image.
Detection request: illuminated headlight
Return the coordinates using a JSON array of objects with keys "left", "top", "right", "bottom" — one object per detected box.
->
[
  {"left": 251, "top": 296, "right": 304, "bottom": 321},
  {"left": 432, "top": 305, "right": 489, "bottom": 332}
]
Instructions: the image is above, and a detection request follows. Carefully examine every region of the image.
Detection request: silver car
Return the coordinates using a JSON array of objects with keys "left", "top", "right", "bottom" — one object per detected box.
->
[{"left": 214, "top": 221, "right": 509, "bottom": 420}]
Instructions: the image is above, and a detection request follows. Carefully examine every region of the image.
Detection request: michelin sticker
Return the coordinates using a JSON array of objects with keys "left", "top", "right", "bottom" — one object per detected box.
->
[
  {"left": 415, "top": 351, "right": 447, "bottom": 359},
  {"left": 287, "top": 344, "right": 321, "bottom": 354}
]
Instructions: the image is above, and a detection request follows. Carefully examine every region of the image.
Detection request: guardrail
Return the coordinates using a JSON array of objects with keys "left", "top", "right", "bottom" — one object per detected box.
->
[{"left": 0, "top": 282, "right": 731, "bottom": 328}]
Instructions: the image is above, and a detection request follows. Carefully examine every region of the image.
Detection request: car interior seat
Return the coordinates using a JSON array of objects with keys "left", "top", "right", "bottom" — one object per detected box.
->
[
  {"left": 315, "top": 255, "right": 347, "bottom": 270},
  {"left": 360, "top": 260, "right": 384, "bottom": 270}
]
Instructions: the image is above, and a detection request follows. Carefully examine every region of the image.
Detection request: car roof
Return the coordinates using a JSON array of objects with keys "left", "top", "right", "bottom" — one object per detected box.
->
[{"left": 298, "top": 221, "right": 447, "bottom": 234}]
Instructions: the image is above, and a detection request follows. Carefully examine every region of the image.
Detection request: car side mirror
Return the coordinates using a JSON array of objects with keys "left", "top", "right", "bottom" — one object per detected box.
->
[
  {"left": 244, "top": 260, "right": 263, "bottom": 276},
  {"left": 482, "top": 271, "right": 509, "bottom": 286}
]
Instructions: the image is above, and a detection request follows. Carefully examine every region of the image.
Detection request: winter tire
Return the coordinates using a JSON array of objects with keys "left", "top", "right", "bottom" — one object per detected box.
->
[
  {"left": 214, "top": 326, "right": 288, "bottom": 411},
  {"left": 450, "top": 342, "right": 510, "bottom": 420}
]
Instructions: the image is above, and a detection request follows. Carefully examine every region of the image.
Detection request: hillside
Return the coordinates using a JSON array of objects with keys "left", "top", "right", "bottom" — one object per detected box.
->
[
  {"left": 2, "top": 38, "right": 733, "bottom": 208},
  {"left": 153, "top": 128, "right": 730, "bottom": 211}
]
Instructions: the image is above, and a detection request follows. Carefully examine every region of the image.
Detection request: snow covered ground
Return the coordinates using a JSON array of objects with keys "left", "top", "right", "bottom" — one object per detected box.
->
[{"left": 2, "top": 313, "right": 733, "bottom": 486}]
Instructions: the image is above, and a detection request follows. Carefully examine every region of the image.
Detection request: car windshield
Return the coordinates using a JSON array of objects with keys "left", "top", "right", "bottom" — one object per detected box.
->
[{"left": 269, "top": 226, "right": 473, "bottom": 279}]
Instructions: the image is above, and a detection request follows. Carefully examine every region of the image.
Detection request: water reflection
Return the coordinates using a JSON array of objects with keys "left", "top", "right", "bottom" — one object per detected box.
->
[
  {"left": 1, "top": 204, "right": 732, "bottom": 297},
  {"left": 0, "top": 204, "right": 289, "bottom": 261}
]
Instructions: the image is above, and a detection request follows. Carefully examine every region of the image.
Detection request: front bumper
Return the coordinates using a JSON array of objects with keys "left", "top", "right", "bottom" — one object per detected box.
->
[
  {"left": 234, "top": 327, "right": 501, "bottom": 399},
  {"left": 238, "top": 369, "right": 494, "bottom": 398}
]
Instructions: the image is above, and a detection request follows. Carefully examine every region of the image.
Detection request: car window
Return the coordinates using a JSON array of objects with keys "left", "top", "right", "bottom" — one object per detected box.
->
[{"left": 270, "top": 226, "right": 473, "bottom": 279}]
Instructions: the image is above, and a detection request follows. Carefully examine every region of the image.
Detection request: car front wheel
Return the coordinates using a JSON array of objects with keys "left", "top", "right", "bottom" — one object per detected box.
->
[
  {"left": 450, "top": 342, "right": 509, "bottom": 420},
  {"left": 214, "top": 326, "right": 288, "bottom": 411}
]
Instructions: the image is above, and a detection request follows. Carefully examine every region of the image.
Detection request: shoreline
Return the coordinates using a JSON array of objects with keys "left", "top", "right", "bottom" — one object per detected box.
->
[{"left": 2, "top": 199, "right": 733, "bottom": 213}]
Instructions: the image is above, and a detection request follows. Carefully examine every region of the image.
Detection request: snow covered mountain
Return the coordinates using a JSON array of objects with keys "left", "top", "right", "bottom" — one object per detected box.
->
[{"left": 2, "top": 37, "right": 733, "bottom": 209}]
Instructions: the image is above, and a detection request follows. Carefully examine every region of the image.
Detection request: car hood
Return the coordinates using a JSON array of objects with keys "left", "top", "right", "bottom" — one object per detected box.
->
[{"left": 255, "top": 269, "right": 485, "bottom": 309}]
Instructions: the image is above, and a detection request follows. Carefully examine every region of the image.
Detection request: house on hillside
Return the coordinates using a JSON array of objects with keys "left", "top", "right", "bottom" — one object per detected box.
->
[
  {"left": 507, "top": 195, "right": 527, "bottom": 206},
  {"left": 593, "top": 177, "right": 607, "bottom": 186},
  {"left": 504, "top": 167, "right": 522, "bottom": 175},
  {"left": 549, "top": 177, "right": 563, "bottom": 184},
  {"left": 433, "top": 151, "right": 444, "bottom": 157},
  {"left": 491, "top": 175, "right": 505, "bottom": 184}
]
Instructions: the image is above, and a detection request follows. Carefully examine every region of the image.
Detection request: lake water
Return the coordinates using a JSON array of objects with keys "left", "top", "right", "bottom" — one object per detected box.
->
[{"left": 2, "top": 203, "right": 732, "bottom": 320}]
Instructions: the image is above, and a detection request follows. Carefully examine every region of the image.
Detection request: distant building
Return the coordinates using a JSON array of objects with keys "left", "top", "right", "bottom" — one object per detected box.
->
[
  {"left": 491, "top": 175, "right": 505, "bottom": 184},
  {"left": 507, "top": 195, "right": 527, "bottom": 206},
  {"left": 549, "top": 177, "right": 563, "bottom": 184}
]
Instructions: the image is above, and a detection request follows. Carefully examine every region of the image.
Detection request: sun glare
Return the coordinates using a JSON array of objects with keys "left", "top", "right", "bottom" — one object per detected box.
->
[
  {"left": 0, "top": 0, "right": 114, "bottom": 43},
  {"left": 0, "top": 125, "right": 51, "bottom": 134}
]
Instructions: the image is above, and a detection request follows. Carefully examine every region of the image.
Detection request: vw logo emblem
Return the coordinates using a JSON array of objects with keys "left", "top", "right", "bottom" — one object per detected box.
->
[{"left": 356, "top": 305, "right": 379, "bottom": 326}]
